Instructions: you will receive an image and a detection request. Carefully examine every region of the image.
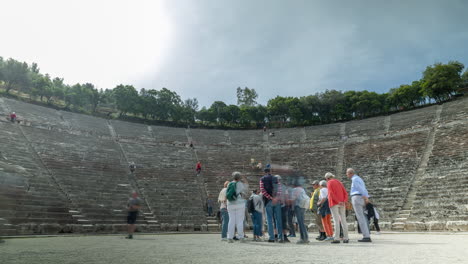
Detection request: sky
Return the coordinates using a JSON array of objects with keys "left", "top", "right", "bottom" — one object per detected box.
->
[{"left": 1, "top": 0, "right": 467, "bottom": 107}]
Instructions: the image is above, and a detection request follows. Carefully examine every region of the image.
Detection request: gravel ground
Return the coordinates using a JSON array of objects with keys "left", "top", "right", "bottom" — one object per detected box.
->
[{"left": 1, "top": 232, "right": 467, "bottom": 264}]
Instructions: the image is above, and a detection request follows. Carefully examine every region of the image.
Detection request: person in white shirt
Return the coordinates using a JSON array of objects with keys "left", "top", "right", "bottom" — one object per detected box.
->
[{"left": 227, "top": 172, "right": 248, "bottom": 243}]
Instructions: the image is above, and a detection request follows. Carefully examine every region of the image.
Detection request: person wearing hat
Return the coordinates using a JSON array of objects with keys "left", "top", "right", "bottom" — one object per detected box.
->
[
  {"left": 260, "top": 167, "right": 284, "bottom": 243},
  {"left": 310, "top": 180, "right": 325, "bottom": 240},
  {"left": 325, "top": 172, "right": 349, "bottom": 244}
]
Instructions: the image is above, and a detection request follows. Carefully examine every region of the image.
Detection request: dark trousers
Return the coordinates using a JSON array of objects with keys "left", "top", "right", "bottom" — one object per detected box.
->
[{"left": 287, "top": 206, "right": 296, "bottom": 236}]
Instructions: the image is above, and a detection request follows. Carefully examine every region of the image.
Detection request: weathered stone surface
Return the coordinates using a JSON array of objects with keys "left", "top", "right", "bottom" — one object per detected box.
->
[
  {"left": 405, "top": 221, "right": 427, "bottom": 231},
  {"left": 425, "top": 221, "right": 446, "bottom": 231},
  {"left": 446, "top": 221, "right": 468, "bottom": 231}
]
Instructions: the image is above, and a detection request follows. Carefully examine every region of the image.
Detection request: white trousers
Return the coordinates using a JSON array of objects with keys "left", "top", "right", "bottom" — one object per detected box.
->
[
  {"left": 330, "top": 203, "right": 349, "bottom": 239},
  {"left": 227, "top": 205, "right": 245, "bottom": 239}
]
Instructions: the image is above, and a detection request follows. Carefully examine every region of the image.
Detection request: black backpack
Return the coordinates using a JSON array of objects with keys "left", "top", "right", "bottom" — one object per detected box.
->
[{"left": 247, "top": 197, "right": 256, "bottom": 213}]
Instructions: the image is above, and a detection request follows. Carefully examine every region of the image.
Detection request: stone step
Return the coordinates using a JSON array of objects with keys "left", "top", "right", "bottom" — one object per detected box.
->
[
  {"left": 399, "top": 210, "right": 411, "bottom": 214},
  {"left": 207, "top": 223, "right": 219, "bottom": 231},
  {"left": 0, "top": 228, "right": 17, "bottom": 236},
  {"left": 392, "top": 222, "right": 405, "bottom": 230},
  {"left": 399, "top": 214, "right": 410, "bottom": 218},
  {"left": 395, "top": 218, "right": 407, "bottom": 221}
]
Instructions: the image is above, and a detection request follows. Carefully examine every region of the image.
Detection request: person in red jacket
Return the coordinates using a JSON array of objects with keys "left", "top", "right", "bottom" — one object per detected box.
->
[
  {"left": 196, "top": 161, "right": 202, "bottom": 176},
  {"left": 10, "top": 112, "right": 17, "bottom": 122},
  {"left": 325, "top": 172, "right": 349, "bottom": 244}
]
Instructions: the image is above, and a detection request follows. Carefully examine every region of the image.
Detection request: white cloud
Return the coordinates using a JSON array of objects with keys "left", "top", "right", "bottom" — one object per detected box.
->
[{"left": 0, "top": 0, "right": 173, "bottom": 88}]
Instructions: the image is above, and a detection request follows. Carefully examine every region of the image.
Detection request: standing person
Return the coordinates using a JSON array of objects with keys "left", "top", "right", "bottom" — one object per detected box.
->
[
  {"left": 260, "top": 168, "right": 284, "bottom": 243},
  {"left": 287, "top": 181, "right": 296, "bottom": 238},
  {"left": 317, "top": 180, "right": 333, "bottom": 241},
  {"left": 276, "top": 175, "right": 291, "bottom": 243},
  {"left": 366, "top": 202, "right": 381, "bottom": 235},
  {"left": 218, "top": 181, "right": 230, "bottom": 241},
  {"left": 126, "top": 191, "right": 142, "bottom": 239},
  {"left": 9, "top": 112, "right": 17, "bottom": 122},
  {"left": 325, "top": 172, "right": 349, "bottom": 244},
  {"left": 129, "top": 162, "right": 136, "bottom": 174},
  {"left": 290, "top": 178, "right": 310, "bottom": 244},
  {"left": 226, "top": 172, "right": 248, "bottom": 243},
  {"left": 310, "top": 180, "right": 325, "bottom": 241},
  {"left": 249, "top": 190, "right": 264, "bottom": 241},
  {"left": 206, "top": 196, "right": 213, "bottom": 216},
  {"left": 346, "top": 168, "right": 372, "bottom": 242},
  {"left": 196, "top": 161, "right": 202, "bottom": 176}
]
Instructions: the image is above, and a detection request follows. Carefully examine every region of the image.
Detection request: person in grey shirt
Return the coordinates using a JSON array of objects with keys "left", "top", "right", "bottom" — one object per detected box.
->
[
  {"left": 346, "top": 168, "right": 372, "bottom": 242},
  {"left": 126, "top": 191, "right": 142, "bottom": 239}
]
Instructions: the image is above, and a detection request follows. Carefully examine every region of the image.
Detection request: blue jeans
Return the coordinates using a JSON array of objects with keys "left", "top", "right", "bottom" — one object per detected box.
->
[
  {"left": 207, "top": 206, "right": 213, "bottom": 216},
  {"left": 220, "top": 208, "right": 229, "bottom": 238},
  {"left": 265, "top": 200, "right": 283, "bottom": 240},
  {"left": 251, "top": 211, "right": 263, "bottom": 236},
  {"left": 295, "top": 206, "right": 308, "bottom": 242}
]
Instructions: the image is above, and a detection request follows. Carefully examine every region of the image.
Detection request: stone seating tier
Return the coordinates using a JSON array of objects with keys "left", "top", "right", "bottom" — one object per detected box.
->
[{"left": 1, "top": 96, "right": 467, "bottom": 233}]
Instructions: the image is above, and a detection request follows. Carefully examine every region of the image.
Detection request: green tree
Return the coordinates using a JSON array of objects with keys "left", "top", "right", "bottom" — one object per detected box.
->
[
  {"left": 388, "top": 81, "right": 424, "bottom": 110},
  {"left": 112, "top": 84, "right": 139, "bottom": 115},
  {"left": 421, "top": 61, "right": 464, "bottom": 102},
  {"left": 0, "top": 59, "right": 31, "bottom": 93},
  {"left": 236, "top": 87, "right": 258, "bottom": 106}
]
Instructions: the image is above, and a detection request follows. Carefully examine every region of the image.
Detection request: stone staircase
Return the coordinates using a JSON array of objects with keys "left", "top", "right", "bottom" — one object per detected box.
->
[
  {"left": 392, "top": 105, "right": 442, "bottom": 230},
  {"left": 207, "top": 216, "right": 219, "bottom": 232}
]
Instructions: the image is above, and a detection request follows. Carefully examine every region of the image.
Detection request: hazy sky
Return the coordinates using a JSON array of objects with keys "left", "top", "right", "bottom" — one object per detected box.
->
[{"left": 1, "top": 0, "right": 467, "bottom": 107}]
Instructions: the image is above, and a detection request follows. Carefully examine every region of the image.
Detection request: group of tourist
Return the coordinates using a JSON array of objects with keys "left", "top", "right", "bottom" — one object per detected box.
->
[{"left": 217, "top": 167, "right": 375, "bottom": 244}]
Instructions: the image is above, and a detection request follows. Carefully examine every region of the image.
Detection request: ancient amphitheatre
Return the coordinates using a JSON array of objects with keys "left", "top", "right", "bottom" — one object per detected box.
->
[{"left": 0, "top": 95, "right": 467, "bottom": 263}]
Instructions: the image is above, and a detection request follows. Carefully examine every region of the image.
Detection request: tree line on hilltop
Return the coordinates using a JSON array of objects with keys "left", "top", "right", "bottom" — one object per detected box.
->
[{"left": 0, "top": 56, "right": 467, "bottom": 128}]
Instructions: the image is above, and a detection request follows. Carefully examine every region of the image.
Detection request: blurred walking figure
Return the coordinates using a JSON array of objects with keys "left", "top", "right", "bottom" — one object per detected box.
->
[
  {"left": 366, "top": 202, "right": 381, "bottom": 235},
  {"left": 290, "top": 177, "right": 310, "bottom": 244},
  {"left": 218, "top": 181, "right": 230, "bottom": 241},
  {"left": 226, "top": 172, "right": 248, "bottom": 243},
  {"left": 346, "top": 168, "right": 372, "bottom": 242},
  {"left": 325, "top": 172, "right": 349, "bottom": 244},
  {"left": 276, "top": 175, "right": 290, "bottom": 243},
  {"left": 126, "top": 191, "right": 142, "bottom": 239},
  {"left": 317, "top": 180, "right": 333, "bottom": 241}
]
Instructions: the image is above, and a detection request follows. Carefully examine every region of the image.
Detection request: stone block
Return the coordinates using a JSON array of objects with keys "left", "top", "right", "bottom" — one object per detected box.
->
[
  {"left": 405, "top": 221, "right": 427, "bottom": 231},
  {"left": 39, "top": 223, "right": 62, "bottom": 234},
  {"left": 425, "top": 221, "right": 446, "bottom": 231},
  {"left": 200, "top": 224, "right": 208, "bottom": 232},
  {"left": 112, "top": 224, "right": 127, "bottom": 233},
  {"left": 446, "top": 221, "right": 468, "bottom": 231},
  {"left": 160, "top": 223, "right": 178, "bottom": 231},
  {"left": 377, "top": 221, "right": 392, "bottom": 230},
  {"left": 178, "top": 223, "right": 195, "bottom": 232}
]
